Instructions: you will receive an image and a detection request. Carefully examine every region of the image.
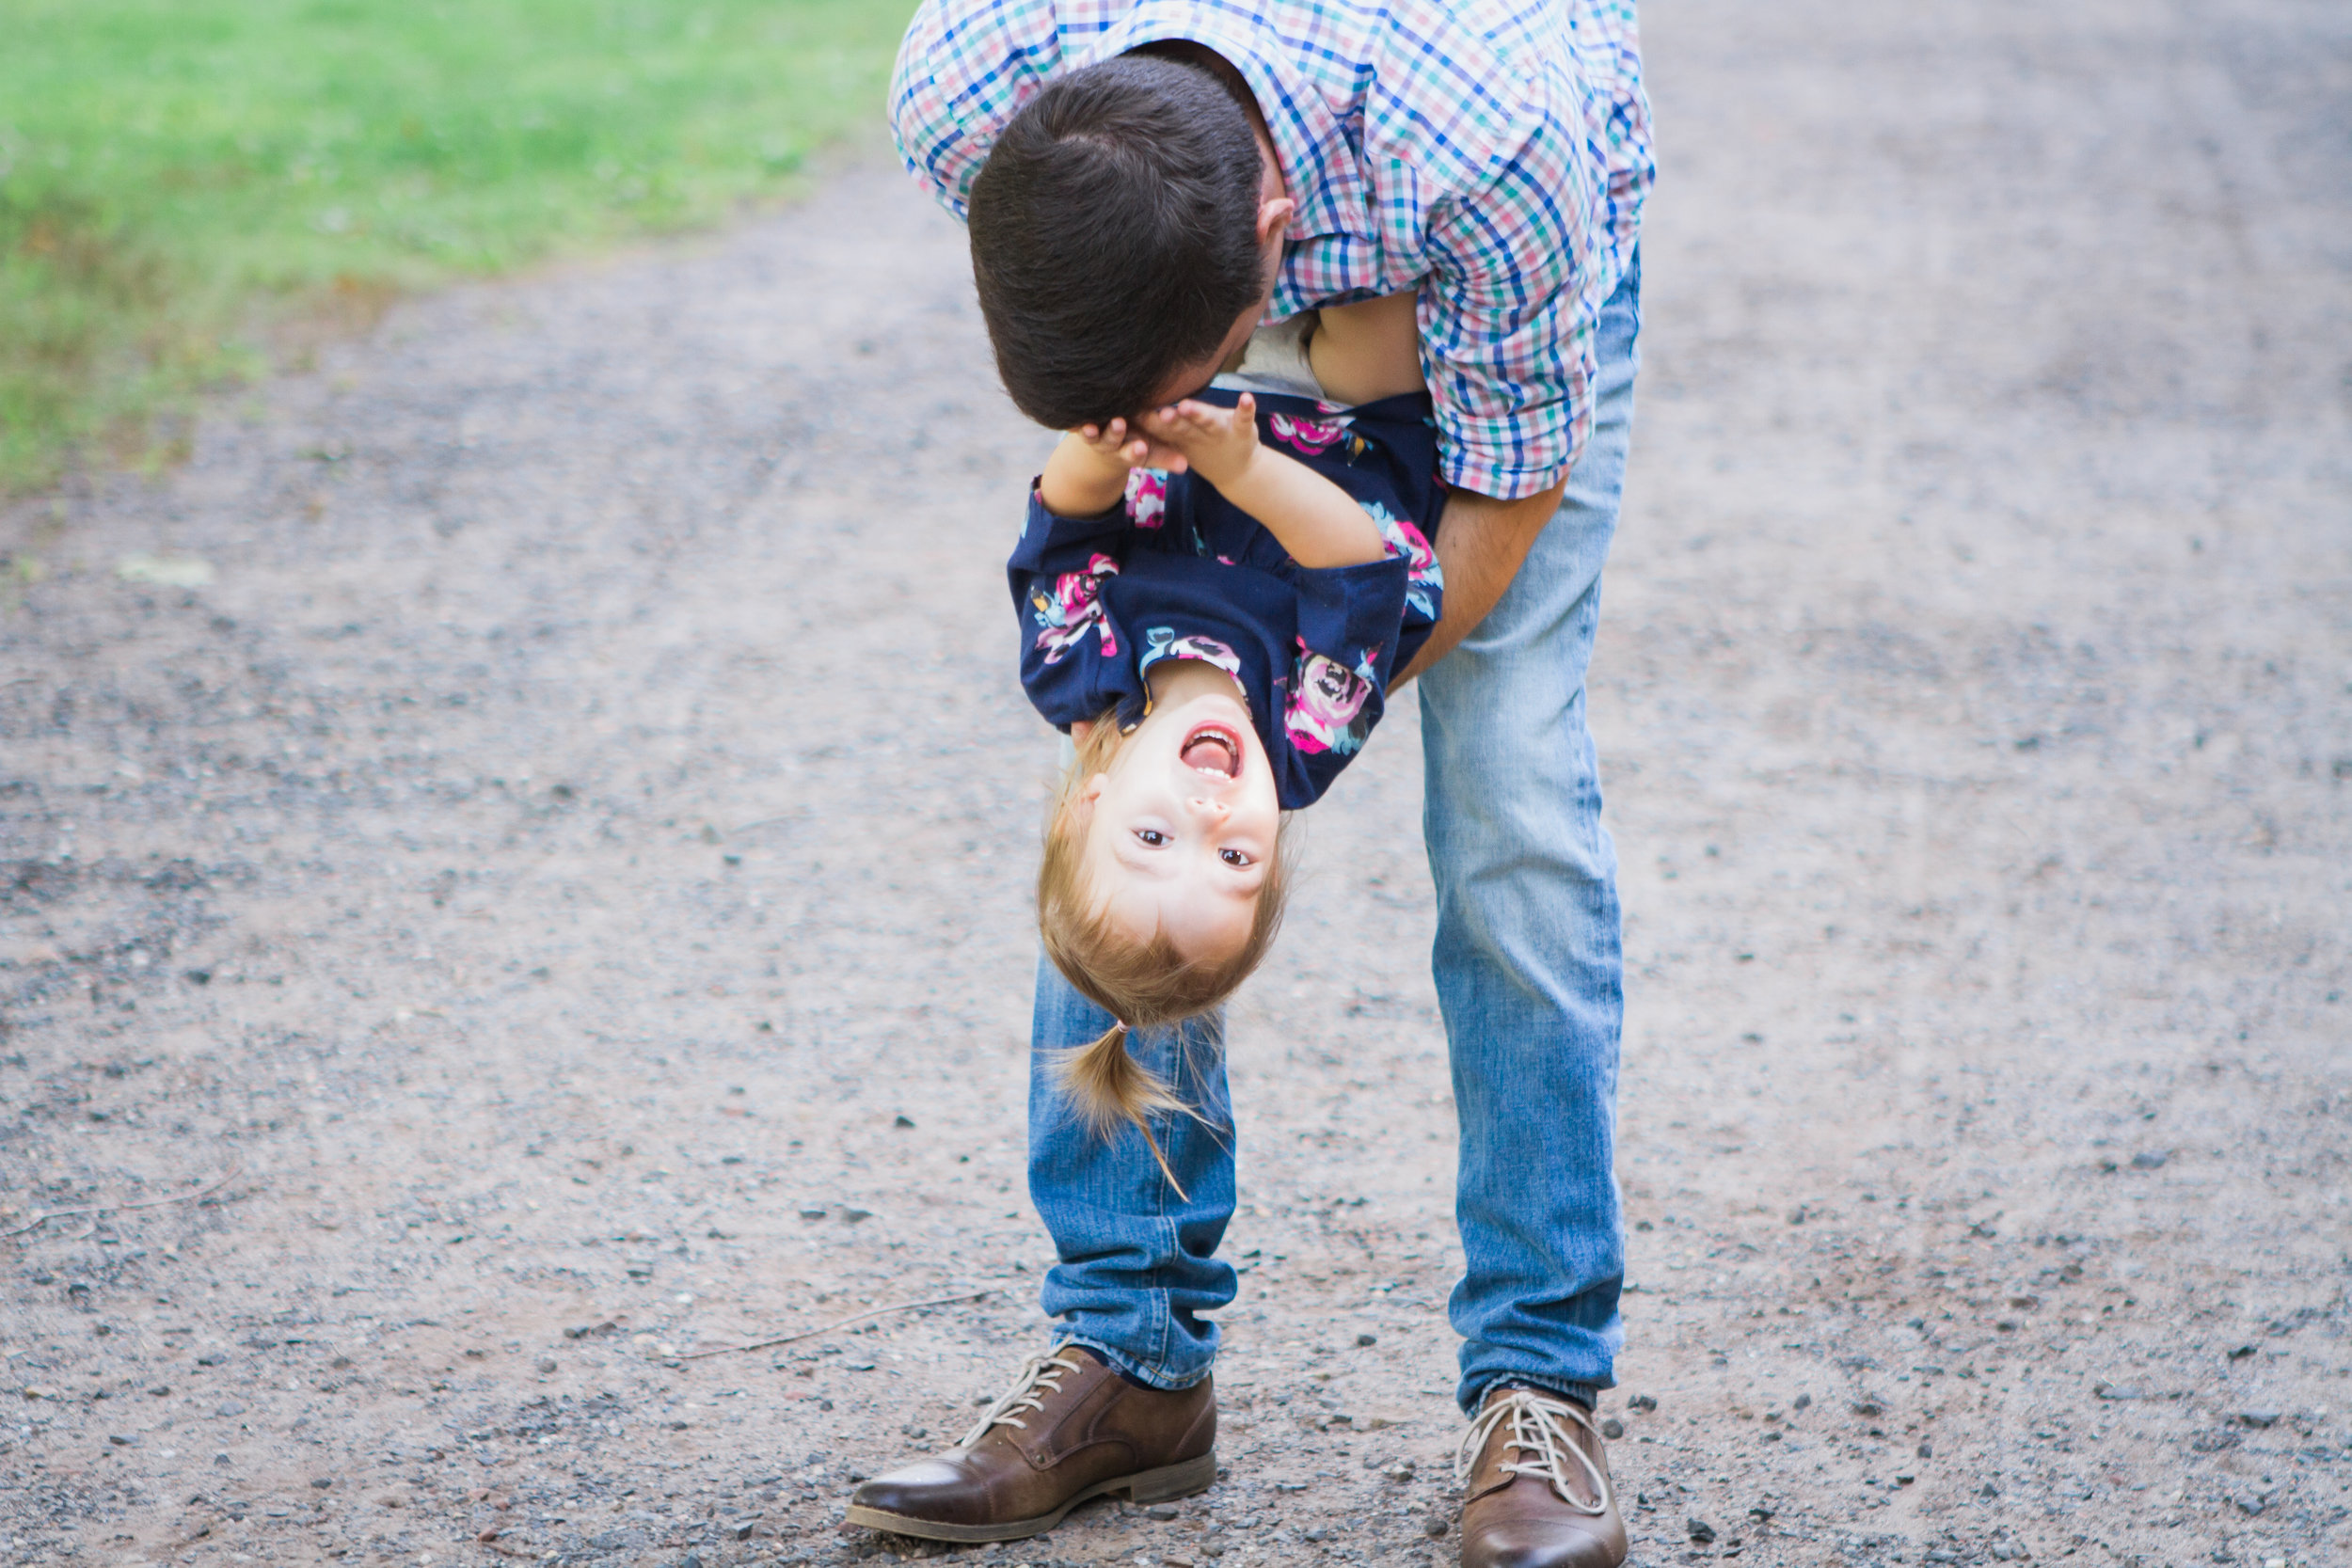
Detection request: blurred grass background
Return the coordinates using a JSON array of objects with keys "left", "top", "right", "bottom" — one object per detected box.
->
[{"left": 0, "top": 0, "right": 918, "bottom": 494}]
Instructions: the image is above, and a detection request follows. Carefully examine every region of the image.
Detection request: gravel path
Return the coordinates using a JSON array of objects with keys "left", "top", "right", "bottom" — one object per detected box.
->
[{"left": 2, "top": 4, "right": 2346, "bottom": 1567}]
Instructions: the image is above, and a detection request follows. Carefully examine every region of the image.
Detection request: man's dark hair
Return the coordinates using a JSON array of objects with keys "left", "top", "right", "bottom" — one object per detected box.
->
[{"left": 967, "top": 54, "right": 1266, "bottom": 430}]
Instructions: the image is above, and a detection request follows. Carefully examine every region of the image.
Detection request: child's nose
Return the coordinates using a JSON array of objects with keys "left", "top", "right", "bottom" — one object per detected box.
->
[{"left": 1186, "top": 795, "right": 1231, "bottom": 818}]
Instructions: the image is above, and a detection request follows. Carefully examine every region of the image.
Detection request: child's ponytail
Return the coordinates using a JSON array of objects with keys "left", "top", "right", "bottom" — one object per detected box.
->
[{"left": 1054, "top": 1021, "right": 1195, "bottom": 1196}]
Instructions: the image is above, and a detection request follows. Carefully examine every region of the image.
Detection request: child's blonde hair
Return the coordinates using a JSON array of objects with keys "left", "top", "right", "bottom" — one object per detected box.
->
[{"left": 1039, "top": 713, "right": 1291, "bottom": 1191}]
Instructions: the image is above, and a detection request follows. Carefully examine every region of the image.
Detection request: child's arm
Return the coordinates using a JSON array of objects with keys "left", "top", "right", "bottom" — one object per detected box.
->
[
  {"left": 1039, "top": 418, "right": 1153, "bottom": 515},
  {"left": 1140, "top": 395, "right": 1386, "bottom": 569},
  {"left": 1307, "top": 291, "right": 1426, "bottom": 405}
]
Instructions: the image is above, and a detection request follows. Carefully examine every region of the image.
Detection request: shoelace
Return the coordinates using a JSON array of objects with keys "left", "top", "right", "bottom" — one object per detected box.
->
[
  {"left": 1454, "top": 1387, "right": 1613, "bottom": 1517},
  {"left": 960, "top": 1348, "right": 1089, "bottom": 1448}
]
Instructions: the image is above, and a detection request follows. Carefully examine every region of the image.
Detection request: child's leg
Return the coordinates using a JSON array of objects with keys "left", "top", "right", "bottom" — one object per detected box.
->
[{"left": 1025, "top": 954, "right": 1237, "bottom": 1387}]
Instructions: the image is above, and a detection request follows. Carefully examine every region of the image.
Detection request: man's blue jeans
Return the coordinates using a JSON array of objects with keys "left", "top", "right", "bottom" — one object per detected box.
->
[{"left": 1027, "top": 256, "right": 1640, "bottom": 1417}]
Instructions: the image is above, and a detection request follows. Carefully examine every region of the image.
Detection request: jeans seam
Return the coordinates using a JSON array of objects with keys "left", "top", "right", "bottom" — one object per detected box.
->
[
  {"left": 1053, "top": 1332, "right": 1206, "bottom": 1393},
  {"left": 1464, "top": 1372, "right": 1599, "bottom": 1415},
  {"left": 1150, "top": 1106, "right": 1175, "bottom": 1373}
]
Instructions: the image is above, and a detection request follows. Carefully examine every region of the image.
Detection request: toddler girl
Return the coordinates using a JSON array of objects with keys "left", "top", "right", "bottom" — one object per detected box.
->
[{"left": 1008, "top": 293, "right": 1443, "bottom": 1175}]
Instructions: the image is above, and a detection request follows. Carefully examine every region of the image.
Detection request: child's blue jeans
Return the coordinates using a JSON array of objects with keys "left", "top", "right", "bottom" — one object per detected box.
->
[{"left": 1026, "top": 254, "right": 1640, "bottom": 1417}]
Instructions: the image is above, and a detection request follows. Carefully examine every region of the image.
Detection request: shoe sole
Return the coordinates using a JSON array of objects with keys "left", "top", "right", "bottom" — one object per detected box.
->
[{"left": 843, "top": 1450, "right": 1218, "bottom": 1544}]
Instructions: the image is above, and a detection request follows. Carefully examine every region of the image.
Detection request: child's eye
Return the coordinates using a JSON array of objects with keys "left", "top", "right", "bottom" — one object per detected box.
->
[
  {"left": 1136, "top": 829, "right": 1168, "bottom": 847},
  {"left": 1220, "top": 848, "right": 1252, "bottom": 867}
]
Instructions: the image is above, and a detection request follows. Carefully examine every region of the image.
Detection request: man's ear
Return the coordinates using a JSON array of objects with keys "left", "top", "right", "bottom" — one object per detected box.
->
[{"left": 1255, "top": 195, "right": 1296, "bottom": 249}]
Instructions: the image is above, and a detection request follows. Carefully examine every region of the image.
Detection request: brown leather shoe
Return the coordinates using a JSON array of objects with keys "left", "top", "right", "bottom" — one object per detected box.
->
[
  {"left": 1456, "top": 1385, "right": 1628, "bottom": 1568},
  {"left": 844, "top": 1346, "right": 1216, "bottom": 1544}
]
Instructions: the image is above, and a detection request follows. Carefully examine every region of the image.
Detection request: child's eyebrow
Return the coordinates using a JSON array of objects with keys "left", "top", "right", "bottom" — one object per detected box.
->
[{"left": 1111, "top": 838, "right": 1178, "bottom": 877}]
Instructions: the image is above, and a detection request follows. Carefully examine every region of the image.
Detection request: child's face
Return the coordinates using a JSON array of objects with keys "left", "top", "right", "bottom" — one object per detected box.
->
[{"left": 1075, "top": 683, "right": 1280, "bottom": 964}]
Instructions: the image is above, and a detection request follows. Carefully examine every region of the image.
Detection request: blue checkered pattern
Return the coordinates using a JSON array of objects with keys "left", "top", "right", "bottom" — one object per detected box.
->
[{"left": 889, "top": 0, "right": 1652, "bottom": 499}]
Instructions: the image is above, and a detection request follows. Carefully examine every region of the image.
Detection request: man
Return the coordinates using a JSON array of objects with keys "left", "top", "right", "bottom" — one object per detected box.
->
[{"left": 850, "top": 5, "right": 1651, "bottom": 1564}]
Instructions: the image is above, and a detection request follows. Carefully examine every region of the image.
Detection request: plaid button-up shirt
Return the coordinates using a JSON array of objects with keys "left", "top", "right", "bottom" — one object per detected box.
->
[{"left": 889, "top": 0, "right": 1651, "bottom": 499}]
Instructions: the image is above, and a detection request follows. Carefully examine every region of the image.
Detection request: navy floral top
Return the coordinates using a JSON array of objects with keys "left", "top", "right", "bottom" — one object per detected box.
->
[{"left": 1008, "top": 388, "right": 1444, "bottom": 810}]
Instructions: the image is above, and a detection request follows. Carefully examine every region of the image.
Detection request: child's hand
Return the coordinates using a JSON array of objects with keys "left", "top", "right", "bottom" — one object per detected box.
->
[
  {"left": 1138, "top": 394, "right": 1262, "bottom": 489},
  {"left": 1071, "top": 417, "right": 1155, "bottom": 472},
  {"left": 1041, "top": 418, "right": 1162, "bottom": 515}
]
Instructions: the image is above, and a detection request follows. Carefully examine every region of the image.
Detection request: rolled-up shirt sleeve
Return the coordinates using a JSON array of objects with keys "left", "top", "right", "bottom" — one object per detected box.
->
[{"left": 1419, "top": 84, "right": 1602, "bottom": 501}]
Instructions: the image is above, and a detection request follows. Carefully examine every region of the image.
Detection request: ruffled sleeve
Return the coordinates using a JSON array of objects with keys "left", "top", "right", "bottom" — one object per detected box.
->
[{"left": 1007, "top": 485, "right": 1140, "bottom": 731}]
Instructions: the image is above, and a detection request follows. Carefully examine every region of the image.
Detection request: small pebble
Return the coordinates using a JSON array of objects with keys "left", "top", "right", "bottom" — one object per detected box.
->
[
  {"left": 1600, "top": 1418, "right": 1624, "bottom": 1439},
  {"left": 1356, "top": 1333, "right": 1376, "bottom": 1347}
]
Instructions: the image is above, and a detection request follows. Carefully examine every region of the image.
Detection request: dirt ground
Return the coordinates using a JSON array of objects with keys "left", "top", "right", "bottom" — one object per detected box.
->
[{"left": 2, "top": 3, "right": 2347, "bottom": 1567}]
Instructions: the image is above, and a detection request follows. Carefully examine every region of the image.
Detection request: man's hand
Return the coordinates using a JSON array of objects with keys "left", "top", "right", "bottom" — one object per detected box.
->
[
  {"left": 1393, "top": 479, "right": 1568, "bottom": 684},
  {"left": 1137, "top": 395, "right": 1262, "bottom": 491}
]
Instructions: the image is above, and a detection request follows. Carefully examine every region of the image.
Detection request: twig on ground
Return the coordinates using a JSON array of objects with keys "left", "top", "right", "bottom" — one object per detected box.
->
[
  {"left": 676, "top": 1286, "right": 1008, "bottom": 1361},
  {"left": 0, "top": 1160, "right": 246, "bottom": 1241},
  {"left": 726, "top": 815, "right": 804, "bottom": 835}
]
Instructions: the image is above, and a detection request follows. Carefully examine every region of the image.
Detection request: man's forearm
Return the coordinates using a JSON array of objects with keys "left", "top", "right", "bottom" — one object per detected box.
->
[{"left": 1393, "top": 480, "right": 1567, "bottom": 684}]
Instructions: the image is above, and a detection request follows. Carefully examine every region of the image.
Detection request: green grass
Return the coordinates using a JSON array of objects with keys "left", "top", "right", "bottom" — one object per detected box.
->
[{"left": 0, "top": 0, "right": 917, "bottom": 492}]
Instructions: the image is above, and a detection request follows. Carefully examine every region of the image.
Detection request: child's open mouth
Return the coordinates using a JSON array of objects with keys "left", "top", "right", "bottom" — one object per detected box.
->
[{"left": 1180, "top": 723, "right": 1242, "bottom": 779}]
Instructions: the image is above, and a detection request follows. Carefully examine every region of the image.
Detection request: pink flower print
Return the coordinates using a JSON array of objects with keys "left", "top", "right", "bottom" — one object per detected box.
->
[
  {"left": 1030, "top": 553, "right": 1120, "bottom": 665},
  {"left": 1140, "top": 628, "right": 1244, "bottom": 684},
  {"left": 1268, "top": 412, "right": 1347, "bottom": 457},
  {"left": 1366, "top": 500, "right": 1443, "bottom": 620},
  {"left": 1123, "top": 467, "right": 1168, "bottom": 529},
  {"left": 1285, "top": 639, "right": 1377, "bottom": 757}
]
